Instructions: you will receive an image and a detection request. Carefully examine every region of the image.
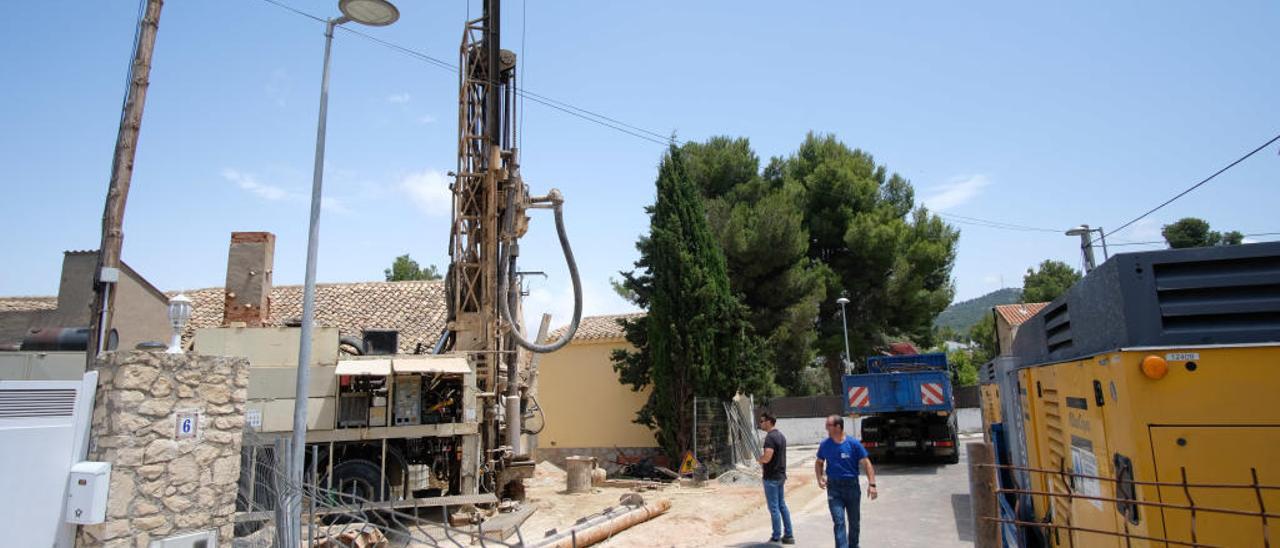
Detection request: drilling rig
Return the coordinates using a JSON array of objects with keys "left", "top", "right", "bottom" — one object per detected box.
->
[
  {"left": 443, "top": 0, "right": 583, "bottom": 500},
  {"left": 189, "top": 0, "right": 582, "bottom": 521}
]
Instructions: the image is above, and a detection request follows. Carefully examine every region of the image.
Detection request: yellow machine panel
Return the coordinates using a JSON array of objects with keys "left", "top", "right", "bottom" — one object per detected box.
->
[
  {"left": 1017, "top": 345, "right": 1280, "bottom": 547},
  {"left": 1149, "top": 426, "right": 1280, "bottom": 546}
]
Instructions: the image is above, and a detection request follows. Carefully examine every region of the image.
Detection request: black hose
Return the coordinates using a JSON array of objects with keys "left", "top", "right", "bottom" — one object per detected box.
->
[
  {"left": 338, "top": 336, "right": 364, "bottom": 355},
  {"left": 499, "top": 190, "right": 582, "bottom": 353}
]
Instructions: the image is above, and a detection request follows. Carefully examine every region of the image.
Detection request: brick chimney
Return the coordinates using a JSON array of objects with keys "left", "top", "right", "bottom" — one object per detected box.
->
[{"left": 223, "top": 232, "right": 275, "bottom": 326}]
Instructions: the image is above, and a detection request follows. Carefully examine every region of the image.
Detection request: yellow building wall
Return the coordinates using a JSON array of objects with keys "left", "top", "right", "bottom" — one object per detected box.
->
[{"left": 537, "top": 339, "right": 657, "bottom": 449}]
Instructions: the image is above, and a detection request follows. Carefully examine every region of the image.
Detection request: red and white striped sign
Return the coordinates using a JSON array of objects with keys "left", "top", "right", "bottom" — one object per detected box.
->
[
  {"left": 921, "top": 382, "right": 945, "bottom": 405},
  {"left": 848, "top": 386, "right": 870, "bottom": 408}
]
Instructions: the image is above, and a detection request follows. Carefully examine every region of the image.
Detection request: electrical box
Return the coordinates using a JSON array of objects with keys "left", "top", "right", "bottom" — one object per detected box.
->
[
  {"left": 65, "top": 461, "right": 111, "bottom": 524},
  {"left": 394, "top": 375, "right": 421, "bottom": 426}
]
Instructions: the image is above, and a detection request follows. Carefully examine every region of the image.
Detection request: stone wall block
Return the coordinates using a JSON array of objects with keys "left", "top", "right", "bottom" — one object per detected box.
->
[
  {"left": 79, "top": 351, "right": 249, "bottom": 548},
  {"left": 143, "top": 439, "right": 179, "bottom": 463},
  {"left": 150, "top": 377, "right": 172, "bottom": 397},
  {"left": 137, "top": 399, "right": 174, "bottom": 417},
  {"left": 114, "top": 365, "right": 159, "bottom": 390}
]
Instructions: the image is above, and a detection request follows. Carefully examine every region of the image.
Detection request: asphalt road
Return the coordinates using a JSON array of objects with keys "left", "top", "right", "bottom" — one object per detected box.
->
[{"left": 720, "top": 435, "right": 979, "bottom": 548}]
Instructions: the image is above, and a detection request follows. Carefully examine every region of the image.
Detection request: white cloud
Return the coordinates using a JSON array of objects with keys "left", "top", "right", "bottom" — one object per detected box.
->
[
  {"left": 222, "top": 168, "right": 289, "bottom": 201},
  {"left": 982, "top": 275, "right": 1000, "bottom": 286},
  {"left": 921, "top": 175, "right": 991, "bottom": 211},
  {"left": 398, "top": 169, "right": 452, "bottom": 216},
  {"left": 1242, "top": 237, "right": 1258, "bottom": 244},
  {"left": 418, "top": 114, "right": 437, "bottom": 125},
  {"left": 387, "top": 92, "right": 411, "bottom": 104}
]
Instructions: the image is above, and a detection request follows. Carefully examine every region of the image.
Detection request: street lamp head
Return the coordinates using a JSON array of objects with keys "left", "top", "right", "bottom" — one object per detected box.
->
[
  {"left": 166, "top": 294, "right": 193, "bottom": 354},
  {"left": 1065, "top": 225, "right": 1091, "bottom": 236},
  {"left": 339, "top": 0, "right": 400, "bottom": 26},
  {"left": 836, "top": 297, "right": 850, "bottom": 305}
]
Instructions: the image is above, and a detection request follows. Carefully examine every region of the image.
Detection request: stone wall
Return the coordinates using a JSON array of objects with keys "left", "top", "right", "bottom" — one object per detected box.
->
[{"left": 77, "top": 351, "right": 250, "bottom": 547}]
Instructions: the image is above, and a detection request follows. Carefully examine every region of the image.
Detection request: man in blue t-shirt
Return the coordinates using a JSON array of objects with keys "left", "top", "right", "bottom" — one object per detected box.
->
[{"left": 815, "top": 414, "right": 878, "bottom": 548}]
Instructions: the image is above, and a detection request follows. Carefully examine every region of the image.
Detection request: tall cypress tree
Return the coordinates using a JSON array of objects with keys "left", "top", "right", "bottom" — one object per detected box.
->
[{"left": 613, "top": 146, "right": 773, "bottom": 457}]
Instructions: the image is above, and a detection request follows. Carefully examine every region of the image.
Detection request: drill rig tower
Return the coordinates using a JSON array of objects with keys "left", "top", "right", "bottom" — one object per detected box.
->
[{"left": 447, "top": 0, "right": 582, "bottom": 499}]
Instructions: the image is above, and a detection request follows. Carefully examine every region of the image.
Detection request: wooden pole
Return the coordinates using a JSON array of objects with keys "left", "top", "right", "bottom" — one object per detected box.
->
[
  {"left": 968, "top": 442, "right": 1001, "bottom": 548},
  {"left": 87, "top": 0, "right": 164, "bottom": 365}
]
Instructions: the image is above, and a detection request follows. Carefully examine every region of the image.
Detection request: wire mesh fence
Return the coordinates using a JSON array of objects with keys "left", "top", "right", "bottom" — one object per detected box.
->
[
  {"left": 233, "top": 428, "right": 525, "bottom": 548},
  {"left": 979, "top": 462, "right": 1280, "bottom": 548},
  {"left": 691, "top": 396, "right": 762, "bottom": 478}
]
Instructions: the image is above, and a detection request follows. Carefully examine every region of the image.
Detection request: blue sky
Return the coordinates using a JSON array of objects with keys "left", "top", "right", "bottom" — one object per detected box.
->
[{"left": 2, "top": 1, "right": 1277, "bottom": 327}]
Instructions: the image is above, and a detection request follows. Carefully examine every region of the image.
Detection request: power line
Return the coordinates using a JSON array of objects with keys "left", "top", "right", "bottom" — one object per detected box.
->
[
  {"left": 936, "top": 212, "right": 1065, "bottom": 233},
  {"left": 1106, "top": 231, "right": 1280, "bottom": 248},
  {"left": 1097, "top": 132, "right": 1280, "bottom": 244},
  {"left": 257, "top": 0, "right": 675, "bottom": 147}
]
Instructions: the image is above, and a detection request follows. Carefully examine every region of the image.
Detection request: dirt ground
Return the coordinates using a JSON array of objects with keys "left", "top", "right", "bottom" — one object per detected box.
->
[{"left": 518, "top": 447, "right": 830, "bottom": 547}]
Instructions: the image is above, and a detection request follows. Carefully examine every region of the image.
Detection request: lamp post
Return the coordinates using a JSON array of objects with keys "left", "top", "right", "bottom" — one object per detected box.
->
[
  {"left": 165, "top": 294, "right": 192, "bottom": 354},
  {"left": 1066, "top": 225, "right": 1107, "bottom": 272},
  {"left": 289, "top": 1, "right": 399, "bottom": 546},
  {"left": 836, "top": 297, "right": 852, "bottom": 375}
]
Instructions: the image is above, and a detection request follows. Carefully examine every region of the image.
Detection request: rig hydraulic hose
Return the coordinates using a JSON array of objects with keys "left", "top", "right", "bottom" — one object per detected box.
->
[{"left": 499, "top": 190, "right": 582, "bottom": 353}]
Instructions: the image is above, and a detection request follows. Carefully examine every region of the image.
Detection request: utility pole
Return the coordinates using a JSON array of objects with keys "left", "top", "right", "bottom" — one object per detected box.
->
[
  {"left": 1066, "top": 224, "right": 1098, "bottom": 273},
  {"left": 87, "top": 0, "right": 165, "bottom": 366}
]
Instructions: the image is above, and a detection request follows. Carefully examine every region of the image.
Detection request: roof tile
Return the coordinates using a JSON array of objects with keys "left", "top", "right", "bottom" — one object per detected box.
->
[{"left": 993, "top": 302, "right": 1049, "bottom": 327}]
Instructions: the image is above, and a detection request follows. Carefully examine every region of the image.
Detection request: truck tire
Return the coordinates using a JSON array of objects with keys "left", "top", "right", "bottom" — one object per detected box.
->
[
  {"left": 945, "top": 435, "right": 960, "bottom": 464},
  {"left": 327, "top": 458, "right": 390, "bottom": 504}
]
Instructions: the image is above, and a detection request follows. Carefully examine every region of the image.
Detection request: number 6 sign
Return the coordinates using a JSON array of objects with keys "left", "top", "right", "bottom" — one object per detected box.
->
[{"left": 175, "top": 410, "right": 202, "bottom": 440}]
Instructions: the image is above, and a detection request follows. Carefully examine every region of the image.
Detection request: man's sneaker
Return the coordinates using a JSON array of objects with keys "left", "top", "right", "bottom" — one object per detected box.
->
[
  {"left": 781, "top": 536, "right": 796, "bottom": 545},
  {"left": 767, "top": 537, "right": 780, "bottom": 544}
]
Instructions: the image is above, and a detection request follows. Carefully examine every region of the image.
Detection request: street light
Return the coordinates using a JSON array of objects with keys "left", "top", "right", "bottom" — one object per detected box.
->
[
  {"left": 1066, "top": 224, "right": 1108, "bottom": 272},
  {"left": 836, "top": 297, "right": 852, "bottom": 375},
  {"left": 289, "top": 2, "right": 399, "bottom": 546}
]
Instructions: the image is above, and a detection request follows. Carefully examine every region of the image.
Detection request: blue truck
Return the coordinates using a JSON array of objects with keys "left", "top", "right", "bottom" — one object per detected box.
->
[{"left": 842, "top": 352, "right": 959, "bottom": 464}]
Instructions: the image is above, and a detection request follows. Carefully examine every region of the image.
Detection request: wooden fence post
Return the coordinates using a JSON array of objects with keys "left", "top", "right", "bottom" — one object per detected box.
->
[{"left": 968, "top": 442, "right": 1000, "bottom": 548}]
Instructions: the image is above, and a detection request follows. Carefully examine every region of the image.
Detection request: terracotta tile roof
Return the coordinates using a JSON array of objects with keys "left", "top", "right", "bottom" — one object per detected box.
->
[
  {"left": 994, "top": 302, "right": 1049, "bottom": 327},
  {"left": 174, "top": 280, "right": 447, "bottom": 353},
  {"left": 546, "top": 312, "right": 645, "bottom": 343},
  {"left": 0, "top": 296, "right": 58, "bottom": 313}
]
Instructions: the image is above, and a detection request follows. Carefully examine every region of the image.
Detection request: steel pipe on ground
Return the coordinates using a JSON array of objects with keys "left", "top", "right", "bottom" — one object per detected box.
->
[{"left": 530, "top": 499, "right": 672, "bottom": 548}]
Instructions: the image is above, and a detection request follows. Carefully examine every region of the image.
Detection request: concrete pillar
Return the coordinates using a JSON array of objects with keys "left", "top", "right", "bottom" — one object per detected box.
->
[{"left": 967, "top": 442, "right": 1000, "bottom": 548}]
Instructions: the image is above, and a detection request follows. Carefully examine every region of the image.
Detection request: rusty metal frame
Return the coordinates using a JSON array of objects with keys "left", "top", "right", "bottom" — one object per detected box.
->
[{"left": 980, "top": 462, "right": 1280, "bottom": 548}]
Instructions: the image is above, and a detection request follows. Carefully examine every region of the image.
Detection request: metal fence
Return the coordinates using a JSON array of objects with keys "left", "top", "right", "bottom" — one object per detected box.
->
[
  {"left": 691, "top": 397, "right": 762, "bottom": 477},
  {"left": 977, "top": 461, "right": 1280, "bottom": 548},
  {"left": 233, "top": 428, "right": 525, "bottom": 548}
]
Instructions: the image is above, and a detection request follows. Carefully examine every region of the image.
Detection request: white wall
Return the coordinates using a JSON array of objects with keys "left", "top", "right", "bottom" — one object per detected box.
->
[
  {"left": 957, "top": 407, "right": 982, "bottom": 433},
  {"left": 774, "top": 408, "right": 983, "bottom": 444},
  {"left": 774, "top": 416, "right": 861, "bottom": 445}
]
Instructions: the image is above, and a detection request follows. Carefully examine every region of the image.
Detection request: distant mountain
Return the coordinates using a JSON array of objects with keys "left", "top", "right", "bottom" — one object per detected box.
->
[{"left": 934, "top": 287, "right": 1022, "bottom": 333}]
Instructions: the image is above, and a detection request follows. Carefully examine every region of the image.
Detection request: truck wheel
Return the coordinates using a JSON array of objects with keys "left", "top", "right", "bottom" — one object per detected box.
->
[
  {"left": 945, "top": 451, "right": 960, "bottom": 465},
  {"left": 327, "top": 458, "right": 390, "bottom": 504}
]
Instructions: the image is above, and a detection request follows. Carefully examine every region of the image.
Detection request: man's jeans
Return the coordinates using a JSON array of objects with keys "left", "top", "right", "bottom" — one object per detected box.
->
[
  {"left": 826, "top": 477, "right": 861, "bottom": 548},
  {"left": 763, "top": 478, "right": 794, "bottom": 539}
]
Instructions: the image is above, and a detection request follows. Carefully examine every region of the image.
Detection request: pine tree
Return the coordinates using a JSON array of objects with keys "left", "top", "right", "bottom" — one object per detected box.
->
[{"left": 612, "top": 146, "right": 774, "bottom": 457}]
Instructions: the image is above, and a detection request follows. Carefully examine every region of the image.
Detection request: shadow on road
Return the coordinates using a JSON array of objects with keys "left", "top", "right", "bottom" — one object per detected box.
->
[
  {"left": 871, "top": 459, "right": 948, "bottom": 476},
  {"left": 951, "top": 493, "right": 975, "bottom": 542}
]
